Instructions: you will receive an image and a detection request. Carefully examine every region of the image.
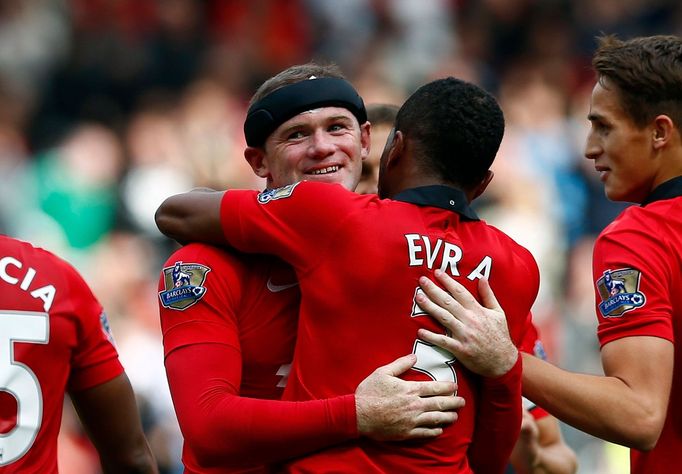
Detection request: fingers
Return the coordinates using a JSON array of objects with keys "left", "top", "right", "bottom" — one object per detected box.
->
[
  {"left": 417, "top": 328, "right": 462, "bottom": 357},
  {"left": 408, "top": 427, "right": 445, "bottom": 439},
  {"left": 419, "top": 394, "right": 465, "bottom": 413},
  {"left": 376, "top": 353, "right": 418, "bottom": 377},
  {"left": 418, "top": 275, "right": 465, "bottom": 314},
  {"left": 415, "top": 410, "right": 458, "bottom": 430},
  {"left": 433, "top": 269, "right": 480, "bottom": 310},
  {"left": 415, "top": 286, "right": 465, "bottom": 335},
  {"left": 408, "top": 378, "right": 458, "bottom": 397},
  {"left": 477, "top": 277, "right": 503, "bottom": 312}
]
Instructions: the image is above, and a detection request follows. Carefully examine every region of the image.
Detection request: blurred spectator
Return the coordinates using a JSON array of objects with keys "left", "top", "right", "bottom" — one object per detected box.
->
[
  {"left": 120, "top": 98, "right": 193, "bottom": 238},
  {"left": 4, "top": 2, "right": 680, "bottom": 473},
  {"left": 6, "top": 123, "right": 124, "bottom": 256}
]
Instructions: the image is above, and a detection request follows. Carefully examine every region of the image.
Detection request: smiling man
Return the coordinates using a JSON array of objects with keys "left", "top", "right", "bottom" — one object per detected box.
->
[
  {"left": 156, "top": 64, "right": 463, "bottom": 474},
  {"left": 415, "top": 34, "right": 682, "bottom": 474},
  {"left": 158, "top": 76, "right": 539, "bottom": 473}
]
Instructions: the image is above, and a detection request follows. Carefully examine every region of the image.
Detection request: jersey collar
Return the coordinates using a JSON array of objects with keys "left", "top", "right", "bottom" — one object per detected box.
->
[
  {"left": 641, "top": 175, "right": 682, "bottom": 206},
  {"left": 393, "top": 185, "right": 479, "bottom": 221}
]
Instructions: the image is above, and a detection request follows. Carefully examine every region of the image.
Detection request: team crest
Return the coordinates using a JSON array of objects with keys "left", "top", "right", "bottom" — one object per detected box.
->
[
  {"left": 596, "top": 268, "right": 646, "bottom": 318},
  {"left": 159, "top": 261, "right": 211, "bottom": 310},
  {"left": 257, "top": 182, "right": 300, "bottom": 204}
]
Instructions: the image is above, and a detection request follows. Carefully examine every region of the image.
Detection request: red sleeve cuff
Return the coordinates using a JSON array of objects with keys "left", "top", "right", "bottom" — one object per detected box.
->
[{"left": 482, "top": 351, "right": 522, "bottom": 390}]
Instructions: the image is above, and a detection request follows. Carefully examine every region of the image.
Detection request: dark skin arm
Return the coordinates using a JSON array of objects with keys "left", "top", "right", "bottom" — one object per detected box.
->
[
  {"left": 70, "top": 373, "right": 158, "bottom": 474},
  {"left": 155, "top": 189, "right": 225, "bottom": 245}
]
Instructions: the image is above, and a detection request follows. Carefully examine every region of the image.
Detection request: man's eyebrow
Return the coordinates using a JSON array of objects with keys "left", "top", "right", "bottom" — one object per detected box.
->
[{"left": 323, "top": 114, "right": 354, "bottom": 123}]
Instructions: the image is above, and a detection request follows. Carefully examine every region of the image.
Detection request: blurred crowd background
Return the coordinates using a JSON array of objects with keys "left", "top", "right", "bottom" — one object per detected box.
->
[{"left": 2, "top": 1, "right": 680, "bottom": 473}]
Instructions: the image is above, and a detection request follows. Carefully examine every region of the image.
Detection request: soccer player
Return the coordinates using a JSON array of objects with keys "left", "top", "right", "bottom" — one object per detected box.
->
[
  {"left": 354, "top": 102, "right": 576, "bottom": 474},
  {"left": 0, "top": 234, "right": 157, "bottom": 473},
  {"left": 415, "top": 34, "right": 682, "bottom": 474},
  {"left": 158, "top": 77, "right": 541, "bottom": 472},
  {"left": 156, "top": 64, "right": 463, "bottom": 473}
]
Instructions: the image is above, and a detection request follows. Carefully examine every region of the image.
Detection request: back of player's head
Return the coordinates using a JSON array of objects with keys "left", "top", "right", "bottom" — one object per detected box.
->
[
  {"left": 592, "top": 35, "right": 682, "bottom": 130},
  {"left": 244, "top": 62, "right": 367, "bottom": 147},
  {"left": 367, "top": 103, "right": 400, "bottom": 128},
  {"left": 394, "top": 77, "right": 504, "bottom": 190}
]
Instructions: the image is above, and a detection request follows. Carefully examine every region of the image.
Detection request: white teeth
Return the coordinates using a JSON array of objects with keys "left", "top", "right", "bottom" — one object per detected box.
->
[{"left": 310, "top": 166, "right": 339, "bottom": 175}]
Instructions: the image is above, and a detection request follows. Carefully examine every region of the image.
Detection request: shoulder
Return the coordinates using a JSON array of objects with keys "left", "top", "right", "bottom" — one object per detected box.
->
[
  {"left": 596, "top": 204, "right": 673, "bottom": 260},
  {"left": 160, "top": 242, "right": 262, "bottom": 288},
  {"left": 1, "top": 235, "right": 68, "bottom": 271},
  {"left": 482, "top": 224, "right": 539, "bottom": 273},
  {"left": 164, "top": 242, "right": 246, "bottom": 267}
]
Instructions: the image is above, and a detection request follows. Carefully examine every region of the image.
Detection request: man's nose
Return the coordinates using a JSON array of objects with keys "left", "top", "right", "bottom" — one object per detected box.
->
[
  {"left": 584, "top": 134, "right": 601, "bottom": 160},
  {"left": 308, "top": 129, "right": 335, "bottom": 158}
]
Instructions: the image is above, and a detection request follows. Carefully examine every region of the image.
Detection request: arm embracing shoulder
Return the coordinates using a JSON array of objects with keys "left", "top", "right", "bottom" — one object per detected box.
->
[
  {"left": 165, "top": 343, "right": 357, "bottom": 467},
  {"left": 155, "top": 189, "right": 226, "bottom": 245}
]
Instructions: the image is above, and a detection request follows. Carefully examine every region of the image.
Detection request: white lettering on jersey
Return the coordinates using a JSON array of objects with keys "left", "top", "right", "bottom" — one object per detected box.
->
[
  {"left": 405, "top": 234, "right": 492, "bottom": 281},
  {"left": 276, "top": 363, "right": 291, "bottom": 388},
  {"left": 0, "top": 257, "right": 56, "bottom": 311},
  {"left": 467, "top": 256, "right": 492, "bottom": 280}
]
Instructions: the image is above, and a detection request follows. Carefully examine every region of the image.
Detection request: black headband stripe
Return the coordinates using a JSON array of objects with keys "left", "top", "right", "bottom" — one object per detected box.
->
[{"left": 244, "top": 77, "right": 367, "bottom": 147}]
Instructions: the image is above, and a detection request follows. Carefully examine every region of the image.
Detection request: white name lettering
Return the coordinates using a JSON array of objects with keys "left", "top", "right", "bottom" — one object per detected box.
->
[
  {"left": 405, "top": 234, "right": 492, "bottom": 281},
  {"left": 0, "top": 256, "right": 56, "bottom": 311}
]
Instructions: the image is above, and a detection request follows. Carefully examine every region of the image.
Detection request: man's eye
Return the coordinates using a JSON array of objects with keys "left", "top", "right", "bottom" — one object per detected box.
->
[
  {"left": 329, "top": 124, "right": 346, "bottom": 132},
  {"left": 288, "top": 131, "right": 305, "bottom": 140},
  {"left": 592, "top": 122, "right": 608, "bottom": 133}
]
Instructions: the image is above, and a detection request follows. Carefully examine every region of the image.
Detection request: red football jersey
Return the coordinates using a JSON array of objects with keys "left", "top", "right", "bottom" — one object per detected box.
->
[
  {"left": 221, "top": 182, "right": 540, "bottom": 473},
  {"left": 158, "top": 244, "right": 356, "bottom": 473},
  {"left": 592, "top": 178, "right": 682, "bottom": 474},
  {"left": 0, "top": 235, "right": 122, "bottom": 474}
]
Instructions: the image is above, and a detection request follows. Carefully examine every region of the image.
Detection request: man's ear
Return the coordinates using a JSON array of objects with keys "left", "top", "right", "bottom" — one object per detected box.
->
[
  {"left": 385, "top": 130, "right": 404, "bottom": 169},
  {"left": 360, "top": 121, "right": 371, "bottom": 161},
  {"left": 244, "top": 146, "right": 269, "bottom": 178},
  {"left": 652, "top": 115, "right": 675, "bottom": 150},
  {"left": 471, "top": 170, "right": 494, "bottom": 200}
]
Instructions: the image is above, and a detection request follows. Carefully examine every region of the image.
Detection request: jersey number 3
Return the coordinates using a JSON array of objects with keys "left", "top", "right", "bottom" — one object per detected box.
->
[
  {"left": 412, "top": 339, "right": 457, "bottom": 387},
  {"left": 0, "top": 311, "right": 48, "bottom": 466}
]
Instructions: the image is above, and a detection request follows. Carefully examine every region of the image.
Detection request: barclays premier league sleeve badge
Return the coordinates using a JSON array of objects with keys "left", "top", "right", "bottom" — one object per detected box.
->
[
  {"left": 596, "top": 268, "right": 646, "bottom": 318},
  {"left": 159, "top": 261, "right": 211, "bottom": 310},
  {"left": 257, "top": 182, "right": 300, "bottom": 204}
]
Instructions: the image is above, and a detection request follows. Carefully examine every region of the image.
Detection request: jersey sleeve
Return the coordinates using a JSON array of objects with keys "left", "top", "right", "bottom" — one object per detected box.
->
[
  {"left": 158, "top": 244, "right": 243, "bottom": 359},
  {"left": 490, "top": 238, "right": 541, "bottom": 348},
  {"left": 165, "top": 342, "right": 357, "bottom": 468},
  {"left": 468, "top": 353, "right": 523, "bottom": 474},
  {"left": 518, "top": 319, "right": 549, "bottom": 420},
  {"left": 592, "top": 222, "right": 673, "bottom": 347},
  {"left": 158, "top": 244, "right": 358, "bottom": 468},
  {"left": 61, "top": 261, "right": 123, "bottom": 392},
  {"left": 219, "top": 182, "right": 360, "bottom": 275}
]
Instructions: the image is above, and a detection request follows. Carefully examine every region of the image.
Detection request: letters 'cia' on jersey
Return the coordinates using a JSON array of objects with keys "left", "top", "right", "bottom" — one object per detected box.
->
[{"left": 0, "top": 235, "right": 122, "bottom": 473}]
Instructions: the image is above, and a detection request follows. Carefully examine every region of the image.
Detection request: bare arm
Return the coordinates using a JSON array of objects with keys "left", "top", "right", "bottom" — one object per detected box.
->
[
  {"left": 155, "top": 189, "right": 226, "bottom": 245},
  {"left": 70, "top": 373, "right": 158, "bottom": 474},
  {"left": 523, "top": 336, "right": 672, "bottom": 450},
  {"left": 417, "top": 271, "right": 673, "bottom": 451},
  {"left": 510, "top": 411, "right": 578, "bottom": 474}
]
